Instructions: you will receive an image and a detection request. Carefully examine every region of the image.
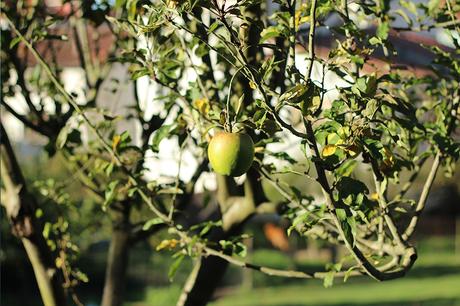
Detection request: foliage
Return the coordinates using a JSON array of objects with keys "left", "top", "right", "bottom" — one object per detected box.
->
[{"left": 1, "top": 0, "right": 459, "bottom": 305}]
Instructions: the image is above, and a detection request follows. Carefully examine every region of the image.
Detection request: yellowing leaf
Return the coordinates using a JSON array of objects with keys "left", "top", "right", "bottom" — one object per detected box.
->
[
  {"left": 112, "top": 134, "right": 121, "bottom": 151},
  {"left": 295, "top": 10, "right": 301, "bottom": 30},
  {"left": 249, "top": 81, "right": 257, "bottom": 89},
  {"left": 193, "top": 98, "right": 210, "bottom": 115},
  {"left": 294, "top": 3, "right": 309, "bottom": 30},
  {"left": 299, "top": 16, "right": 310, "bottom": 24},
  {"left": 166, "top": 0, "right": 178, "bottom": 9},
  {"left": 322, "top": 144, "right": 337, "bottom": 157},
  {"left": 312, "top": 95, "right": 321, "bottom": 108},
  {"left": 55, "top": 257, "right": 63, "bottom": 268},
  {"left": 381, "top": 147, "right": 394, "bottom": 167},
  {"left": 156, "top": 239, "right": 179, "bottom": 251},
  {"left": 254, "top": 146, "right": 264, "bottom": 153},
  {"left": 370, "top": 192, "right": 379, "bottom": 200}
]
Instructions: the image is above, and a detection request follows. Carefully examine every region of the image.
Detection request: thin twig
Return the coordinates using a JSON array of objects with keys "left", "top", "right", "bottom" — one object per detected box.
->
[
  {"left": 373, "top": 175, "right": 406, "bottom": 252},
  {"left": 305, "top": 0, "right": 317, "bottom": 81},
  {"left": 401, "top": 153, "right": 440, "bottom": 241}
]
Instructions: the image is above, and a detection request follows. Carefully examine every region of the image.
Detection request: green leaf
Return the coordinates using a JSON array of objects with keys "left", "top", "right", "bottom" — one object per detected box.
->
[
  {"left": 301, "top": 95, "right": 321, "bottom": 115},
  {"left": 376, "top": 22, "right": 389, "bottom": 40},
  {"left": 341, "top": 218, "right": 354, "bottom": 245},
  {"left": 131, "top": 68, "right": 150, "bottom": 80},
  {"left": 235, "top": 242, "right": 247, "bottom": 257},
  {"left": 235, "top": 94, "right": 245, "bottom": 119},
  {"left": 336, "top": 177, "right": 369, "bottom": 207},
  {"left": 168, "top": 253, "right": 185, "bottom": 281},
  {"left": 427, "top": 0, "right": 440, "bottom": 15},
  {"left": 260, "top": 26, "right": 281, "bottom": 43},
  {"left": 151, "top": 124, "right": 177, "bottom": 152},
  {"left": 43, "top": 222, "right": 52, "bottom": 239},
  {"left": 194, "top": 42, "right": 209, "bottom": 57},
  {"left": 279, "top": 84, "right": 308, "bottom": 104},
  {"left": 207, "top": 21, "right": 219, "bottom": 34},
  {"left": 401, "top": 1, "right": 418, "bottom": 15},
  {"left": 336, "top": 160, "right": 357, "bottom": 177},
  {"left": 115, "top": 0, "right": 126, "bottom": 8},
  {"left": 254, "top": 110, "right": 267, "bottom": 128},
  {"left": 9, "top": 37, "right": 22, "bottom": 49},
  {"left": 336, "top": 208, "right": 347, "bottom": 221},
  {"left": 105, "top": 162, "right": 115, "bottom": 177},
  {"left": 57, "top": 127, "right": 81, "bottom": 149},
  {"left": 369, "top": 37, "right": 381, "bottom": 45},
  {"left": 356, "top": 77, "right": 367, "bottom": 93},
  {"left": 199, "top": 223, "right": 213, "bottom": 236},
  {"left": 127, "top": 0, "right": 139, "bottom": 21},
  {"left": 104, "top": 180, "right": 119, "bottom": 210},
  {"left": 142, "top": 218, "right": 164, "bottom": 231},
  {"left": 344, "top": 266, "right": 358, "bottom": 282},
  {"left": 157, "top": 187, "right": 184, "bottom": 195},
  {"left": 288, "top": 211, "right": 310, "bottom": 236},
  {"left": 327, "top": 133, "right": 341, "bottom": 145},
  {"left": 346, "top": 216, "right": 357, "bottom": 246},
  {"left": 74, "top": 270, "right": 89, "bottom": 283},
  {"left": 362, "top": 99, "right": 378, "bottom": 118},
  {"left": 323, "top": 271, "right": 335, "bottom": 288}
]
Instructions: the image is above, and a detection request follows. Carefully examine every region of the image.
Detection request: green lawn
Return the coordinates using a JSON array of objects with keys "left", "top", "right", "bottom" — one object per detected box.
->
[
  {"left": 126, "top": 238, "right": 460, "bottom": 306},
  {"left": 209, "top": 274, "right": 460, "bottom": 306}
]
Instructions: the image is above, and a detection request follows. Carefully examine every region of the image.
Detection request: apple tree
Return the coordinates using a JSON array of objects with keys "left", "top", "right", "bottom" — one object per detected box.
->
[{"left": 1, "top": 0, "right": 459, "bottom": 306}]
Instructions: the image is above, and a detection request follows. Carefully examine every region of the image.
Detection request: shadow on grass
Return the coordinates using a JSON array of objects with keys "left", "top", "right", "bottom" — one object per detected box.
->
[{"left": 406, "top": 265, "right": 460, "bottom": 278}]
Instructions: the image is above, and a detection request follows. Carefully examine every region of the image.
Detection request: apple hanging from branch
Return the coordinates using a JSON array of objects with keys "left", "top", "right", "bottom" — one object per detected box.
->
[{"left": 207, "top": 131, "right": 254, "bottom": 177}]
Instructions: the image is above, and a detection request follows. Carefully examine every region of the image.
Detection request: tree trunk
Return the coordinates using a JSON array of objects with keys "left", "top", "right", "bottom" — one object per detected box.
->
[
  {"left": 178, "top": 226, "right": 242, "bottom": 306},
  {"left": 181, "top": 256, "right": 230, "bottom": 306},
  {"left": 101, "top": 204, "right": 131, "bottom": 306},
  {"left": 0, "top": 124, "right": 67, "bottom": 306}
]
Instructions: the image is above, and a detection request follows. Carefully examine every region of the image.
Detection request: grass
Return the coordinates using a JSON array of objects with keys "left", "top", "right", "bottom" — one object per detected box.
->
[
  {"left": 3, "top": 237, "right": 459, "bottom": 306},
  {"left": 208, "top": 238, "right": 460, "bottom": 306},
  {"left": 209, "top": 274, "right": 460, "bottom": 306},
  {"left": 125, "top": 237, "right": 460, "bottom": 306}
]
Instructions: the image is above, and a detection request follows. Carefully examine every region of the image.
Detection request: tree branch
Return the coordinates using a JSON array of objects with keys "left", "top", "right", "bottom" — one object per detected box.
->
[
  {"left": 401, "top": 153, "right": 440, "bottom": 241},
  {"left": 176, "top": 257, "right": 202, "bottom": 306},
  {"left": 1, "top": 100, "right": 49, "bottom": 135},
  {"left": 1, "top": 123, "right": 67, "bottom": 306},
  {"left": 305, "top": 0, "right": 317, "bottom": 81}
]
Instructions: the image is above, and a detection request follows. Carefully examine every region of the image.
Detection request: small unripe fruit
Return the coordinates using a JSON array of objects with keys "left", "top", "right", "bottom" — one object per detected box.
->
[{"left": 207, "top": 132, "right": 254, "bottom": 177}]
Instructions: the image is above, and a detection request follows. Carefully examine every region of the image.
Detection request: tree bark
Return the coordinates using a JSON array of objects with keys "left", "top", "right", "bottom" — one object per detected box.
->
[
  {"left": 0, "top": 124, "right": 67, "bottom": 306},
  {"left": 178, "top": 226, "right": 242, "bottom": 306},
  {"left": 101, "top": 204, "right": 131, "bottom": 306}
]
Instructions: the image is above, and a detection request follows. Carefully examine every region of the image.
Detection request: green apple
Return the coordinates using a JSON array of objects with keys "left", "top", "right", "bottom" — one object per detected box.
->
[{"left": 207, "top": 131, "right": 254, "bottom": 177}]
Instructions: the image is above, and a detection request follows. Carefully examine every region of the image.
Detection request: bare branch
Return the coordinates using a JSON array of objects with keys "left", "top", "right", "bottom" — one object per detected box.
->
[
  {"left": 176, "top": 257, "right": 202, "bottom": 306},
  {"left": 1, "top": 100, "right": 49, "bottom": 135},
  {"left": 401, "top": 153, "right": 440, "bottom": 241},
  {"left": 305, "top": 0, "right": 317, "bottom": 81}
]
